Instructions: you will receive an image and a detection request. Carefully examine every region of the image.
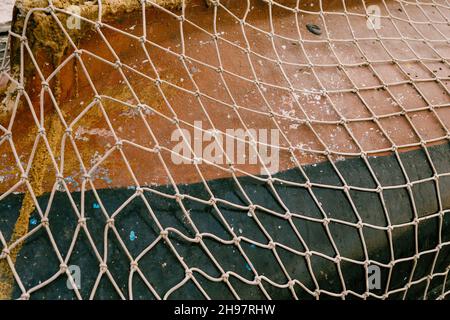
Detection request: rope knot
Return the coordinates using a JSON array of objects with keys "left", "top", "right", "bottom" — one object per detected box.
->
[
  {"left": 99, "top": 263, "right": 108, "bottom": 273},
  {"left": 60, "top": 263, "right": 68, "bottom": 272},
  {"left": 78, "top": 217, "right": 87, "bottom": 226},
  {"left": 41, "top": 217, "right": 49, "bottom": 226},
  {"left": 106, "top": 218, "right": 115, "bottom": 227},
  {"left": 130, "top": 261, "right": 139, "bottom": 271},
  {"left": 20, "top": 293, "right": 30, "bottom": 300},
  {"left": 160, "top": 230, "right": 169, "bottom": 238}
]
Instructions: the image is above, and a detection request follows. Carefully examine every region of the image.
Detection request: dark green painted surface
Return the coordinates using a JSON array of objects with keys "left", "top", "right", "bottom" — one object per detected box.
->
[{"left": 2, "top": 142, "right": 450, "bottom": 299}]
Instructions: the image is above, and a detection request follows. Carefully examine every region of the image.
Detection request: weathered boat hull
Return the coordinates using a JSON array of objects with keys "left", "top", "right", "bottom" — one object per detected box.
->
[{"left": 0, "top": 0, "right": 449, "bottom": 299}]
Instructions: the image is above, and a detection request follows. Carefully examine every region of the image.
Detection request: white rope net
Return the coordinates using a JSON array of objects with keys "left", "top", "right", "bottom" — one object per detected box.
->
[{"left": 0, "top": 0, "right": 449, "bottom": 300}]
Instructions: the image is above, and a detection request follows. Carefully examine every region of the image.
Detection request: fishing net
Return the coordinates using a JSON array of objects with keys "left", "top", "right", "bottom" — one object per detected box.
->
[{"left": 0, "top": 0, "right": 449, "bottom": 300}]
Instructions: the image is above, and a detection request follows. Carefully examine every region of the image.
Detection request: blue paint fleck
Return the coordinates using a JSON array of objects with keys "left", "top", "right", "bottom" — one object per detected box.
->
[
  {"left": 93, "top": 203, "right": 100, "bottom": 209},
  {"left": 103, "top": 176, "right": 113, "bottom": 184},
  {"left": 129, "top": 231, "right": 137, "bottom": 241},
  {"left": 250, "top": 244, "right": 256, "bottom": 249},
  {"left": 30, "top": 218, "right": 38, "bottom": 226},
  {"left": 245, "top": 263, "right": 252, "bottom": 271}
]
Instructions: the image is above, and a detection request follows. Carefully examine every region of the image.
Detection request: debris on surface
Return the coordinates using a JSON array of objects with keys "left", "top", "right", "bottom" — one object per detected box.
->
[{"left": 306, "top": 23, "right": 322, "bottom": 35}]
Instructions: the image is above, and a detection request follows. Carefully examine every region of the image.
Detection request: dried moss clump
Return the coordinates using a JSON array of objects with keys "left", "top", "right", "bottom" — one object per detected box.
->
[{"left": 11, "top": 0, "right": 188, "bottom": 73}]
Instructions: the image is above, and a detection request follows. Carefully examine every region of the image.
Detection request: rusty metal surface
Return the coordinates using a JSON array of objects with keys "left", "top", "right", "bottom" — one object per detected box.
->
[{"left": 1, "top": 0, "right": 449, "bottom": 194}]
